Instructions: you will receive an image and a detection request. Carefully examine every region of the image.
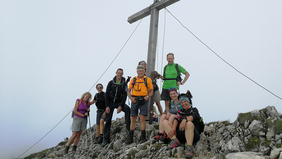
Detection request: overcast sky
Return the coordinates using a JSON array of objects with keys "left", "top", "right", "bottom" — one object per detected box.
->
[{"left": 1, "top": 0, "right": 282, "bottom": 158}]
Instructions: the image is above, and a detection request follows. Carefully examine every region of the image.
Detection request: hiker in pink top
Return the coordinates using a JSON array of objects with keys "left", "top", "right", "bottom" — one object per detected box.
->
[{"left": 64, "top": 92, "right": 92, "bottom": 155}]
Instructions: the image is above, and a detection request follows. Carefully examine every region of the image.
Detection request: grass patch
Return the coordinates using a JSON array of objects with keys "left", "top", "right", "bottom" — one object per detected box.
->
[
  {"left": 127, "top": 150, "right": 137, "bottom": 159},
  {"left": 142, "top": 143, "right": 150, "bottom": 150},
  {"left": 154, "top": 125, "right": 159, "bottom": 130},
  {"left": 24, "top": 148, "right": 51, "bottom": 159},
  {"left": 245, "top": 136, "right": 260, "bottom": 151},
  {"left": 276, "top": 144, "right": 281, "bottom": 148},
  {"left": 153, "top": 143, "right": 162, "bottom": 150},
  {"left": 57, "top": 141, "right": 67, "bottom": 146},
  {"left": 274, "top": 120, "right": 282, "bottom": 134},
  {"left": 262, "top": 138, "right": 271, "bottom": 147},
  {"left": 222, "top": 120, "right": 231, "bottom": 126}
]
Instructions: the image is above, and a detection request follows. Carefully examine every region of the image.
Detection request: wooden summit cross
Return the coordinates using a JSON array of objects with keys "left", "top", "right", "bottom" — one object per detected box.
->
[{"left": 128, "top": 0, "right": 180, "bottom": 121}]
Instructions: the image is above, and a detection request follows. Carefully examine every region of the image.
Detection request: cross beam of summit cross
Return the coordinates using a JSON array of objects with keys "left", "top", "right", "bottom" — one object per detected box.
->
[{"left": 128, "top": 0, "right": 180, "bottom": 120}]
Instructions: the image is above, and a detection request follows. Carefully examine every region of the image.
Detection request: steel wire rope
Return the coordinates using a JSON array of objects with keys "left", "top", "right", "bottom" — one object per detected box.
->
[
  {"left": 17, "top": 19, "right": 143, "bottom": 159},
  {"left": 165, "top": 8, "right": 282, "bottom": 101}
]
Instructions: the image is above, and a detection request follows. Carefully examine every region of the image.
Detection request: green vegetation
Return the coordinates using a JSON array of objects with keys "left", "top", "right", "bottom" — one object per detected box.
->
[
  {"left": 127, "top": 150, "right": 137, "bottom": 159},
  {"left": 245, "top": 136, "right": 260, "bottom": 151},
  {"left": 24, "top": 148, "right": 52, "bottom": 159},
  {"left": 154, "top": 125, "right": 159, "bottom": 130},
  {"left": 153, "top": 143, "right": 162, "bottom": 150},
  {"left": 142, "top": 143, "right": 150, "bottom": 150},
  {"left": 113, "top": 126, "right": 122, "bottom": 134},
  {"left": 57, "top": 141, "right": 67, "bottom": 146},
  {"left": 274, "top": 120, "right": 282, "bottom": 134},
  {"left": 261, "top": 138, "right": 271, "bottom": 147},
  {"left": 222, "top": 120, "right": 231, "bottom": 126},
  {"left": 276, "top": 144, "right": 281, "bottom": 148}
]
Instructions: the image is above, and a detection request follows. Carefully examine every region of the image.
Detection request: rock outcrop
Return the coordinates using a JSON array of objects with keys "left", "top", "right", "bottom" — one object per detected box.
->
[{"left": 25, "top": 106, "right": 282, "bottom": 159}]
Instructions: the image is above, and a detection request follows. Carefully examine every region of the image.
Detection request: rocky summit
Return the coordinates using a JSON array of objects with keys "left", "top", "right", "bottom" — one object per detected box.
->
[{"left": 26, "top": 106, "right": 282, "bottom": 159}]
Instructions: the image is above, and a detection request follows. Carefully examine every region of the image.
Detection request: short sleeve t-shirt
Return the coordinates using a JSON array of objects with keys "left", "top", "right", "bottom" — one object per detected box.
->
[
  {"left": 128, "top": 76, "right": 153, "bottom": 96},
  {"left": 162, "top": 63, "right": 187, "bottom": 89}
]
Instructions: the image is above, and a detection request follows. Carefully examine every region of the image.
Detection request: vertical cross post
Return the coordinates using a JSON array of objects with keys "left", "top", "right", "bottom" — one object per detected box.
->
[{"left": 128, "top": 0, "right": 180, "bottom": 121}]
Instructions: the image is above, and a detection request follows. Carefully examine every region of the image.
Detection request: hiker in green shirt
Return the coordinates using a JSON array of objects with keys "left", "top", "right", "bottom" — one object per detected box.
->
[{"left": 161, "top": 53, "right": 190, "bottom": 114}]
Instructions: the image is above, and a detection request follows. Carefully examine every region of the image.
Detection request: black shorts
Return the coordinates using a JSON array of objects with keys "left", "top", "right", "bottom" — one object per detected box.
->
[
  {"left": 176, "top": 125, "right": 200, "bottom": 144},
  {"left": 96, "top": 109, "right": 105, "bottom": 125},
  {"left": 160, "top": 88, "right": 171, "bottom": 101}
]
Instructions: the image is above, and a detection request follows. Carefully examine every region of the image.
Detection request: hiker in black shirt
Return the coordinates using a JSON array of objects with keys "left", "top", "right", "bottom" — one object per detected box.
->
[
  {"left": 101, "top": 68, "right": 131, "bottom": 147},
  {"left": 91, "top": 83, "right": 106, "bottom": 144},
  {"left": 163, "top": 94, "right": 200, "bottom": 159}
]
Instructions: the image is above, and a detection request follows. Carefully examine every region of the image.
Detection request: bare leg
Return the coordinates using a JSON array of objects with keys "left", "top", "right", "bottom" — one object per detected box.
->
[
  {"left": 100, "top": 118, "right": 105, "bottom": 134},
  {"left": 168, "top": 114, "right": 176, "bottom": 124},
  {"left": 162, "top": 120, "right": 176, "bottom": 139},
  {"left": 66, "top": 132, "right": 78, "bottom": 147},
  {"left": 159, "top": 114, "right": 168, "bottom": 133},
  {"left": 96, "top": 125, "right": 100, "bottom": 137},
  {"left": 140, "top": 115, "right": 146, "bottom": 130},
  {"left": 130, "top": 116, "right": 137, "bottom": 130},
  {"left": 155, "top": 101, "right": 163, "bottom": 115},
  {"left": 185, "top": 121, "right": 194, "bottom": 145},
  {"left": 74, "top": 130, "right": 83, "bottom": 145}
]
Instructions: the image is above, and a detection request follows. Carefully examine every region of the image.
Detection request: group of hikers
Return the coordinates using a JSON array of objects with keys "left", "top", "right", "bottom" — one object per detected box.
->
[{"left": 64, "top": 53, "right": 202, "bottom": 159}]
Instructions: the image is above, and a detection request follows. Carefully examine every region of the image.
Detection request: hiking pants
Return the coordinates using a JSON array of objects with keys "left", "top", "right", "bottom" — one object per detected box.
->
[{"left": 103, "top": 101, "right": 131, "bottom": 143}]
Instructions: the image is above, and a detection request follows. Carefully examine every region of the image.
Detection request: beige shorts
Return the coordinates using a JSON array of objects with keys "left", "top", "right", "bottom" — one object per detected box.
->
[
  {"left": 72, "top": 116, "right": 87, "bottom": 132},
  {"left": 153, "top": 89, "right": 161, "bottom": 102}
]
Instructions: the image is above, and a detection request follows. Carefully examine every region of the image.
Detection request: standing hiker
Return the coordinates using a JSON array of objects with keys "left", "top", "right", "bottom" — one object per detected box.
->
[
  {"left": 101, "top": 68, "right": 131, "bottom": 147},
  {"left": 139, "top": 61, "right": 163, "bottom": 116},
  {"left": 126, "top": 65, "right": 153, "bottom": 144},
  {"left": 161, "top": 53, "right": 189, "bottom": 119},
  {"left": 64, "top": 92, "right": 92, "bottom": 154},
  {"left": 91, "top": 83, "right": 106, "bottom": 144}
]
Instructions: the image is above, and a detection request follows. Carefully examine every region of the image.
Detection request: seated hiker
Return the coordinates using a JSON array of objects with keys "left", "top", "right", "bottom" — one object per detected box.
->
[
  {"left": 162, "top": 93, "right": 200, "bottom": 159},
  {"left": 90, "top": 83, "right": 106, "bottom": 144},
  {"left": 152, "top": 105, "right": 158, "bottom": 121},
  {"left": 152, "top": 87, "right": 182, "bottom": 143},
  {"left": 126, "top": 65, "right": 153, "bottom": 144},
  {"left": 65, "top": 92, "right": 93, "bottom": 154}
]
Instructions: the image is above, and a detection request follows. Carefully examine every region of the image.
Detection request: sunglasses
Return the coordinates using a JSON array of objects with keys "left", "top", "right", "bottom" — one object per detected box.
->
[
  {"left": 168, "top": 87, "right": 175, "bottom": 90},
  {"left": 97, "top": 87, "right": 103, "bottom": 89}
]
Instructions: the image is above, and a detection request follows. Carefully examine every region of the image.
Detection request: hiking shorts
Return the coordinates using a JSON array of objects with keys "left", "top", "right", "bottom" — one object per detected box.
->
[
  {"left": 176, "top": 125, "right": 200, "bottom": 144},
  {"left": 131, "top": 97, "right": 148, "bottom": 116},
  {"left": 161, "top": 88, "right": 171, "bottom": 101},
  {"left": 72, "top": 116, "right": 87, "bottom": 132},
  {"left": 96, "top": 109, "right": 106, "bottom": 125},
  {"left": 153, "top": 89, "right": 161, "bottom": 102}
]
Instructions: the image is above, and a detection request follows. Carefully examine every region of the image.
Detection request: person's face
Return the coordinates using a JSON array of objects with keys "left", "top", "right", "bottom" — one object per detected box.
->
[
  {"left": 96, "top": 85, "right": 103, "bottom": 93},
  {"left": 181, "top": 100, "right": 191, "bottom": 110},
  {"left": 137, "top": 69, "right": 145, "bottom": 77},
  {"left": 167, "top": 55, "right": 174, "bottom": 65},
  {"left": 116, "top": 70, "right": 123, "bottom": 79},
  {"left": 169, "top": 91, "right": 178, "bottom": 100},
  {"left": 83, "top": 94, "right": 91, "bottom": 101},
  {"left": 141, "top": 63, "right": 146, "bottom": 70}
]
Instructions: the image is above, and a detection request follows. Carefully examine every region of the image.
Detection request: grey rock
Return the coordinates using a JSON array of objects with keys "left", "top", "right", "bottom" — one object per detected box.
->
[
  {"left": 249, "top": 120, "right": 263, "bottom": 136},
  {"left": 270, "top": 148, "right": 282, "bottom": 159},
  {"left": 226, "top": 152, "right": 264, "bottom": 159}
]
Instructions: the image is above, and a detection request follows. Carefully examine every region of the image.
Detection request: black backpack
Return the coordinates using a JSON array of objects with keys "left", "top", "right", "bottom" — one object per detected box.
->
[
  {"left": 163, "top": 63, "right": 182, "bottom": 82},
  {"left": 108, "top": 79, "right": 125, "bottom": 103}
]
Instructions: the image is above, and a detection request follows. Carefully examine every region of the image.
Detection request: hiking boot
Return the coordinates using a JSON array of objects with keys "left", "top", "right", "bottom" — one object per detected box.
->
[
  {"left": 101, "top": 141, "right": 109, "bottom": 147},
  {"left": 64, "top": 146, "right": 69, "bottom": 155},
  {"left": 96, "top": 135, "right": 103, "bottom": 144},
  {"left": 94, "top": 136, "right": 99, "bottom": 143},
  {"left": 163, "top": 133, "right": 171, "bottom": 144},
  {"left": 167, "top": 138, "right": 181, "bottom": 149},
  {"left": 72, "top": 145, "right": 77, "bottom": 152},
  {"left": 139, "top": 130, "right": 146, "bottom": 143},
  {"left": 125, "top": 130, "right": 134, "bottom": 144},
  {"left": 152, "top": 133, "right": 164, "bottom": 144},
  {"left": 185, "top": 145, "right": 195, "bottom": 159}
]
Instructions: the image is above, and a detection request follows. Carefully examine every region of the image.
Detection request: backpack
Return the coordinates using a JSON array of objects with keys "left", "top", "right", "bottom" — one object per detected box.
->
[
  {"left": 192, "top": 107, "right": 205, "bottom": 134},
  {"left": 108, "top": 79, "right": 126, "bottom": 103},
  {"left": 131, "top": 76, "right": 148, "bottom": 92},
  {"left": 71, "top": 99, "right": 90, "bottom": 118},
  {"left": 163, "top": 63, "right": 182, "bottom": 82}
]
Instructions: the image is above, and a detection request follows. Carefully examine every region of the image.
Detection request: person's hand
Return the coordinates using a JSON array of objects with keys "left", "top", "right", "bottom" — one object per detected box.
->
[
  {"left": 130, "top": 97, "right": 136, "bottom": 103},
  {"left": 168, "top": 128, "right": 176, "bottom": 138},
  {"left": 85, "top": 112, "right": 89, "bottom": 116},
  {"left": 144, "top": 96, "right": 149, "bottom": 101},
  {"left": 177, "top": 81, "right": 181, "bottom": 87},
  {"left": 179, "top": 120, "right": 186, "bottom": 131},
  {"left": 106, "top": 107, "right": 110, "bottom": 114},
  {"left": 117, "top": 106, "right": 122, "bottom": 114}
]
